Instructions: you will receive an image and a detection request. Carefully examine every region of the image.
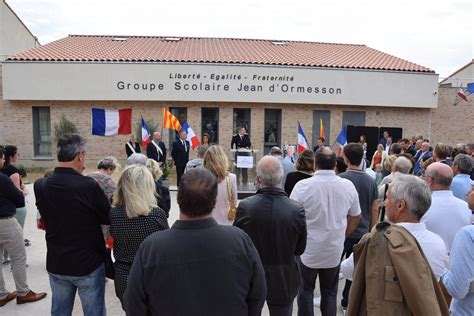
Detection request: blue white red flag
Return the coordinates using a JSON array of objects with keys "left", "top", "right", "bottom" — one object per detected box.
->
[
  {"left": 141, "top": 116, "right": 151, "bottom": 147},
  {"left": 297, "top": 122, "right": 309, "bottom": 154},
  {"left": 336, "top": 126, "right": 347, "bottom": 156},
  {"left": 182, "top": 120, "right": 200, "bottom": 150},
  {"left": 92, "top": 108, "right": 131, "bottom": 136}
]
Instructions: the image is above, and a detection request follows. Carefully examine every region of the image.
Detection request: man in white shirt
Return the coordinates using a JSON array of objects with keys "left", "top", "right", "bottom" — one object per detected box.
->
[
  {"left": 290, "top": 147, "right": 361, "bottom": 316},
  {"left": 341, "top": 175, "right": 448, "bottom": 281},
  {"left": 421, "top": 162, "right": 471, "bottom": 252},
  {"left": 384, "top": 136, "right": 393, "bottom": 154}
]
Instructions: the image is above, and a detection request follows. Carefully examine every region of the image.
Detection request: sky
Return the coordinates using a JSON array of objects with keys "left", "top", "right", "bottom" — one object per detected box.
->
[{"left": 6, "top": 0, "right": 474, "bottom": 79}]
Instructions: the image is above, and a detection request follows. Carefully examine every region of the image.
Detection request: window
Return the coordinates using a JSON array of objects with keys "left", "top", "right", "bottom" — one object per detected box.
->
[
  {"left": 342, "top": 111, "right": 366, "bottom": 127},
  {"left": 32, "top": 107, "right": 52, "bottom": 157},
  {"left": 168, "top": 107, "right": 187, "bottom": 145},
  {"left": 233, "top": 108, "right": 251, "bottom": 137},
  {"left": 201, "top": 108, "right": 219, "bottom": 144},
  {"left": 313, "top": 110, "right": 331, "bottom": 145},
  {"left": 264, "top": 109, "right": 281, "bottom": 154}
]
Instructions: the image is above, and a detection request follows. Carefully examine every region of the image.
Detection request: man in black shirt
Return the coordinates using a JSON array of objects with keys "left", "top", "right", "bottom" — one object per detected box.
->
[
  {"left": 0, "top": 148, "right": 47, "bottom": 306},
  {"left": 125, "top": 168, "right": 266, "bottom": 315},
  {"left": 171, "top": 130, "right": 190, "bottom": 185},
  {"left": 234, "top": 156, "right": 307, "bottom": 315},
  {"left": 34, "top": 134, "right": 111, "bottom": 315}
]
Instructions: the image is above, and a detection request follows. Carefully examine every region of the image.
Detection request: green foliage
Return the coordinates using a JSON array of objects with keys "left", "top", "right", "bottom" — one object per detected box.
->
[
  {"left": 161, "top": 159, "right": 174, "bottom": 180},
  {"left": 54, "top": 115, "right": 79, "bottom": 142}
]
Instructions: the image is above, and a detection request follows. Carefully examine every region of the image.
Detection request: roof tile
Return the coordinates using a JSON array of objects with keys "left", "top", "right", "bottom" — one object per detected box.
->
[{"left": 7, "top": 35, "right": 433, "bottom": 73}]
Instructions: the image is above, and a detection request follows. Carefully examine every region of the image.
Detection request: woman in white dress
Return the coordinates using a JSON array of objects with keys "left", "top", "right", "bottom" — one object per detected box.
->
[{"left": 203, "top": 145, "right": 238, "bottom": 225}]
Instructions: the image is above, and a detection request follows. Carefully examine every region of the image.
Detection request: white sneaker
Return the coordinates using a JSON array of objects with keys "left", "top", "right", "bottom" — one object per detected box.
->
[
  {"left": 313, "top": 296, "right": 321, "bottom": 306},
  {"left": 339, "top": 273, "right": 344, "bottom": 280}
]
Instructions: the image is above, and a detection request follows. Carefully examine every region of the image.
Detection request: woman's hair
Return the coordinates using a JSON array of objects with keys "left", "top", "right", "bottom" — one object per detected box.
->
[
  {"left": 203, "top": 145, "right": 229, "bottom": 182},
  {"left": 383, "top": 155, "right": 397, "bottom": 172},
  {"left": 3, "top": 145, "right": 17, "bottom": 168},
  {"left": 202, "top": 133, "right": 210, "bottom": 144},
  {"left": 113, "top": 165, "right": 157, "bottom": 219},
  {"left": 97, "top": 156, "right": 119, "bottom": 171},
  {"left": 296, "top": 150, "right": 315, "bottom": 172},
  {"left": 146, "top": 159, "right": 163, "bottom": 181},
  {"left": 377, "top": 144, "right": 384, "bottom": 151}
]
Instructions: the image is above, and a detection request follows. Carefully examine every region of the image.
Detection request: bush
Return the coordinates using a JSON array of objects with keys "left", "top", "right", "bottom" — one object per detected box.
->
[{"left": 54, "top": 115, "right": 79, "bottom": 142}]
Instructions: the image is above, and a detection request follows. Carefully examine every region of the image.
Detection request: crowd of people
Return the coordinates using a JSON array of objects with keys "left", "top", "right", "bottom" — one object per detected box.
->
[{"left": 0, "top": 131, "right": 473, "bottom": 316}]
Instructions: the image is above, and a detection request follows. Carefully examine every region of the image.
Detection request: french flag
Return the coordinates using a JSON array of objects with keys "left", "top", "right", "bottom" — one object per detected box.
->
[
  {"left": 182, "top": 120, "right": 200, "bottom": 150},
  {"left": 141, "top": 116, "right": 151, "bottom": 147},
  {"left": 336, "top": 126, "right": 347, "bottom": 156},
  {"left": 297, "top": 122, "right": 309, "bottom": 154},
  {"left": 92, "top": 108, "right": 132, "bottom": 136}
]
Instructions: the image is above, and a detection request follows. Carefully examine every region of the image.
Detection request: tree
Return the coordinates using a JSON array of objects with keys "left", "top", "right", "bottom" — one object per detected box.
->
[{"left": 54, "top": 114, "right": 79, "bottom": 142}]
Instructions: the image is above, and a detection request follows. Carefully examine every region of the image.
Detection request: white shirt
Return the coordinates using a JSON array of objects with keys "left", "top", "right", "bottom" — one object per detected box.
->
[
  {"left": 341, "top": 222, "right": 449, "bottom": 281},
  {"left": 421, "top": 190, "right": 471, "bottom": 252},
  {"left": 290, "top": 170, "right": 361, "bottom": 269}
]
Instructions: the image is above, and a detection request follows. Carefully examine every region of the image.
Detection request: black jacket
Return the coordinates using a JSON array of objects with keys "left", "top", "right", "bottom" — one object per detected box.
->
[
  {"left": 125, "top": 141, "right": 141, "bottom": 157},
  {"left": 146, "top": 141, "right": 167, "bottom": 164},
  {"left": 124, "top": 218, "right": 266, "bottom": 316},
  {"left": 171, "top": 139, "right": 190, "bottom": 168},
  {"left": 0, "top": 173, "right": 24, "bottom": 217},
  {"left": 234, "top": 187, "right": 307, "bottom": 305},
  {"left": 155, "top": 181, "right": 171, "bottom": 217},
  {"left": 231, "top": 134, "right": 251, "bottom": 149}
]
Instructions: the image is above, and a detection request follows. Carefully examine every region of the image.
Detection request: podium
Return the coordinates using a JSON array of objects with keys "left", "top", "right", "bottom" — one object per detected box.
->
[{"left": 230, "top": 148, "right": 259, "bottom": 192}]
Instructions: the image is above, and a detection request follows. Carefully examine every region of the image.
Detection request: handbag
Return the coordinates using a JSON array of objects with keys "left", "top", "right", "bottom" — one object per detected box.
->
[{"left": 226, "top": 175, "right": 237, "bottom": 221}]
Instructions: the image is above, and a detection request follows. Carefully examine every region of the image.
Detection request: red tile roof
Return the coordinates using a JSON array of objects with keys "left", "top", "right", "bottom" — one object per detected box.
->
[{"left": 7, "top": 35, "right": 434, "bottom": 73}]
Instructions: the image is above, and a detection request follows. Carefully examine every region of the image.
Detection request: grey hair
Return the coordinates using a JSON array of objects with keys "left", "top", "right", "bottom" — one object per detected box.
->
[
  {"left": 390, "top": 175, "right": 432, "bottom": 220},
  {"left": 126, "top": 153, "right": 148, "bottom": 166},
  {"left": 257, "top": 156, "right": 283, "bottom": 187},
  {"left": 427, "top": 167, "right": 453, "bottom": 187},
  {"left": 57, "top": 133, "right": 87, "bottom": 162},
  {"left": 196, "top": 145, "right": 209, "bottom": 158},
  {"left": 97, "top": 156, "right": 120, "bottom": 171},
  {"left": 393, "top": 156, "right": 412, "bottom": 174},
  {"left": 453, "top": 154, "right": 473, "bottom": 174}
]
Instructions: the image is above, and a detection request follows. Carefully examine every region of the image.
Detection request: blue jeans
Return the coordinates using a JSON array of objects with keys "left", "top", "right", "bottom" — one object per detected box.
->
[{"left": 49, "top": 264, "right": 106, "bottom": 316}]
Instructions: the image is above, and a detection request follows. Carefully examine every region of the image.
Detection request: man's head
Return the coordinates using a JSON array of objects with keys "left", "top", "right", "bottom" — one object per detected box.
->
[
  {"left": 386, "top": 136, "right": 393, "bottom": 145},
  {"left": 179, "top": 130, "right": 187, "bottom": 141},
  {"left": 400, "top": 138, "right": 410, "bottom": 150},
  {"left": 315, "top": 146, "right": 336, "bottom": 170},
  {"left": 130, "top": 134, "right": 136, "bottom": 142},
  {"left": 468, "top": 185, "right": 474, "bottom": 211},
  {"left": 177, "top": 168, "right": 218, "bottom": 218},
  {"left": 0, "top": 147, "right": 4, "bottom": 169},
  {"left": 343, "top": 143, "right": 364, "bottom": 167},
  {"left": 385, "top": 175, "right": 431, "bottom": 223},
  {"left": 153, "top": 132, "right": 161, "bottom": 142},
  {"left": 465, "top": 144, "right": 474, "bottom": 157},
  {"left": 424, "top": 162, "right": 454, "bottom": 191},
  {"left": 433, "top": 143, "right": 449, "bottom": 161},
  {"left": 452, "top": 154, "right": 473, "bottom": 176},
  {"left": 392, "top": 156, "right": 413, "bottom": 174},
  {"left": 196, "top": 145, "right": 209, "bottom": 159},
  {"left": 383, "top": 131, "right": 389, "bottom": 139},
  {"left": 390, "top": 143, "right": 402, "bottom": 155},
  {"left": 317, "top": 137, "right": 325, "bottom": 147},
  {"left": 256, "top": 156, "right": 283, "bottom": 188},
  {"left": 57, "top": 133, "right": 87, "bottom": 171},
  {"left": 415, "top": 139, "right": 423, "bottom": 150},
  {"left": 270, "top": 146, "right": 283, "bottom": 158},
  {"left": 421, "top": 142, "right": 430, "bottom": 153},
  {"left": 239, "top": 127, "right": 246, "bottom": 136}
]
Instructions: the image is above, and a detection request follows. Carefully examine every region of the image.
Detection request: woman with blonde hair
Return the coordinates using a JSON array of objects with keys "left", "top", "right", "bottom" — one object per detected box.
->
[
  {"left": 203, "top": 145, "right": 238, "bottom": 225},
  {"left": 146, "top": 158, "right": 171, "bottom": 217},
  {"left": 109, "top": 165, "right": 169, "bottom": 307},
  {"left": 370, "top": 144, "right": 388, "bottom": 169}
]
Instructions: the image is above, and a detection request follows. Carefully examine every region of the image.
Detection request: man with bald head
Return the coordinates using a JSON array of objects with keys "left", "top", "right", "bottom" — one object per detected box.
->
[
  {"left": 421, "top": 162, "right": 471, "bottom": 252},
  {"left": 146, "top": 132, "right": 167, "bottom": 165},
  {"left": 234, "top": 156, "right": 307, "bottom": 315},
  {"left": 413, "top": 141, "right": 432, "bottom": 175},
  {"left": 290, "top": 147, "right": 361, "bottom": 315}
]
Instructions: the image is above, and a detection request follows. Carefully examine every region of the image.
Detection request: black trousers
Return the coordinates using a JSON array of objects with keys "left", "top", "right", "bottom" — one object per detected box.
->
[
  {"left": 268, "top": 301, "right": 294, "bottom": 316},
  {"left": 176, "top": 165, "right": 185, "bottom": 186},
  {"left": 296, "top": 257, "right": 340, "bottom": 316}
]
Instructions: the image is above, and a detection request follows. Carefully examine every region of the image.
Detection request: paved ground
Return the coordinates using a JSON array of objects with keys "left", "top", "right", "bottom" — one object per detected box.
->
[{"left": 2, "top": 184, "right": 344, "bottom": 315}]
